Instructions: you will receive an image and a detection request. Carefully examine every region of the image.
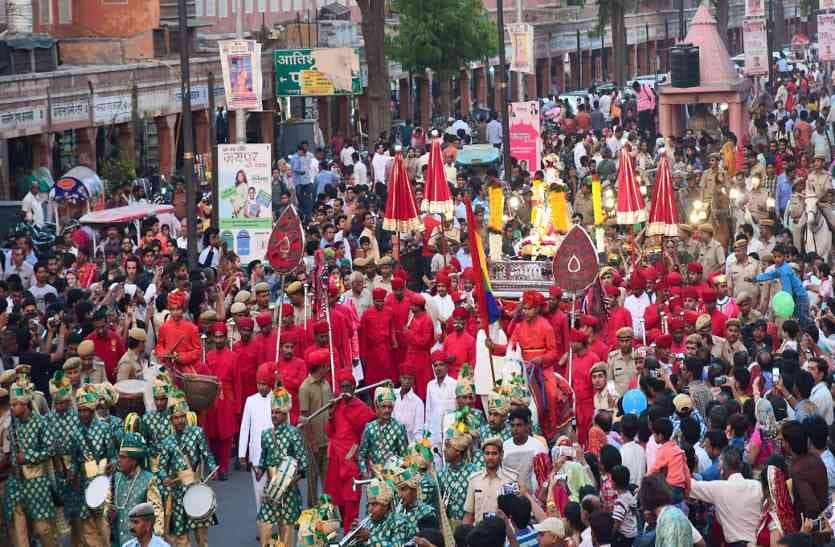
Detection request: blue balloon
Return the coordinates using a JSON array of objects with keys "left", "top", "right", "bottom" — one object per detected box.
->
[{"left": 622, "top": 389, "right": 647, "bottom": 416}]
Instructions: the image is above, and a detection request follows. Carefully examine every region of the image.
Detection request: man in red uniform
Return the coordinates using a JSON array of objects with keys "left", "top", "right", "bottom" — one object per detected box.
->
[
  {"left": 602, "top": 284, "right": 633, "bottom": 346},
  {"left": 324, "top": 368, "right": 375, "bottom": 533},
  {"left": 568, "top": 328, "right": 599, "bottom": 447},
  {"left": 544, "top": 285, "right": 570, "bottom": 367},
  {"left": 669, "top": 316, "right": 687, "bottom": 355},
  {"left": 384, "top": 277, "right": 412, "bottom": 370},
  {"left": 201, "top": 321, "right": 242, "bottom": 480},
  {"left": 700, "top": 288, "right": 728, "bottom": 337},
  {"left": 359, "top": 288, "right": 398, "bottom": 385},
  {"left": 86, "top": 307, "right": 125, "bottom": 382},
  {"left": 685, "top": 262, "right": 709, "bottom": 294},
  {"left": 273, "top": 340, "right": 307, "bottom": 425},
  {"left": 442, "top": 307, "right": 475, "bottom": 378},
  {"left": 579, "top": 314, "right": 609, "bottom": 362},
  {"left": 403, "top": 293, "right": 435, "bottom": 400},
  {"left": 304, "top": 321, "right": 332, "bottom": 365},
  {"left": 233, "top": 316, "right": 260, "bottom": 410},
  {"left": 253, "top": 312, "right": 273, "bottom": 357},
  {"left": 329, "top": 284, "right": 358, "bottom": 369},
  {"left": 260, "top": 304, "right": 308, "bottom": 362},
  {"left": 643, "top": 279, "right": 671, "bottom": 332},
  {"left": 154, "top": 290, "right": 201, "bottom": 373}
]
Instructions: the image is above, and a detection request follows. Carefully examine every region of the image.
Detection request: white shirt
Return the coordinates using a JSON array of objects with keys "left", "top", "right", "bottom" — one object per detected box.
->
[
  {"left": 198, "top": 245, "right": 221, "bottom": 269},
  {"left": 425, "top": 375, "right": 457, "bottom": 446},
  {"left": 393, "top": 388, "right": 425, "bottom": 443},
  {"left": 606, "top": 135, "right": 623, "bottom": 158},
  {"left": 599, "top": 94, "right": 612, "bottom": 120},
  {"left": 430, "top": 293, "right": 455, "bottom": 324},
  {"left": 694, "top": 444, "right": 712, "bottom": 474},
  {"left": 340, "top": 146, "right": 356, "bottom": 166},
  {"left": 690, "top": 473, "right": 764, "bottom": 544},
  {"left": 503, "top": 436, "right": 548, "bottom": 491},
  {"left": 21, "top": 192, "right": 44, "bottom": 227},
  {"left": 352, "top": 161, "right": 368, "bottom": 187},
  {"left": 486, "top": 119, "right": 503, "bottom": 145},
  {"left": 619, "top": 440, "right": 646, "bottom": 486},
  {"left": 371, "top": 152, "right": 391, "bottom": 184},
  {"left": 624, "top": 293, "right": 651, "bottom": 338},
  {"left": 812, "top": 381, "right": 834, "bottom": 425},
  {"left": 238, "top": 392, "right": 273, "bottom": 466}
]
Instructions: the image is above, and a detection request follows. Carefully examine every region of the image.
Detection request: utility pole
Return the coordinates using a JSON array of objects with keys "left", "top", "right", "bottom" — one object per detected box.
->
[
  {"left": 177, "top": 0, "right": 197, "bottom": 267},
  {"left": 516, "top": 0, "right": 524, "bottom": 101},
  {"left": 767, "top": 0, "right": 774, "bottom": 84},
  {"left": 496, "top": 0, "right": 512, "bottom": 186},
  {"left": 235, "top": 0, "right": 246, "bottom": 144},
  {"left": 679, "top": 0, "right": 685, "bottom": 40}
]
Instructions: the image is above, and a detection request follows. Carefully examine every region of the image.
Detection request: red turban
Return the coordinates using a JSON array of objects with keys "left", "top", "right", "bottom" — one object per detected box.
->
[
  {"left": 400, "top": 361, "right": 416, "bottom": 377},
  {"left": 666, "top": 272, "right": 683, "bottom": 287},
  {"left": 256, "top": 362, "right": 275, "bottom": 384},
  {"left": 450, "top": 291, "right": 462, "bottom": 303},
  {"left": 684, "top": 310, "right": 700, "bottom": 325},
  {"left": 669, "top": 317, "right": 685, "bottom": 331},
  {"left": 451, "top": 307, "right": 469, "bottom": 320},
  {"left": 168, "top": 291, "right": 186, "bottom": 309},
  {"left": 640, "top": 267, "right": 657, "bottom": 284},
  {"left": 612, "top": 271, "right": 623, "bottom": 286},
  {"left": 431, "top": 350, "right": 448, "bottom": 363},
  {"left": 701, "top": 288, "right": 717, "bottom": 304},
  {"left": 655, "top": 334, "right": 673, "bottom": 349},
  {"left": 328, "top": 284, "right": 340, "bottom": 297},
  {"left": 687, "top": 262, "right": 703, "bottom": 274},
  {"left": 335, "top": 368, "right": 356, "bottom": 385},
  {"left": 669, "top": 287, "right": 681, "bottom": 298},
  {"left": 627, "top": 275, "right": 646, "bottom": 291},
  {"left": 435, "top": 272, "right": 450, "bottom": 287},
  {"left": 237, "top": 317, "right": 254, "bottom": 330},
  {"left": 281, "top": 303, "right": 294, "bottom": 317},
  {"left": 313, "top": 320, "right": 329, "bottom": 335},
  {"left": 372, "top": 288, "right": 387, "bottom": 300},
  {"left": 462, "top": 267, "right": 476, "bottom": 282},
  {"left": 411, "top": 294, "right": 426, "bottom": 306},
  {"left": 681, "top": 286, "right": 699, "bottom": 300},
  {"left": 210, "top": 321, "right": 227, "bottom": 335},
  {"left": 549, "top": 285, "right": 563, "bottom": 299},
  {"left": 604, "top": 285, "right": 620, "bottom": 297},
  {"left": 580, "top": 314, "right": 599, "bottom": 328},
  {"left": 655, "top": 278, "right": 669, "bottom": 291},
  {"left": 256, "top": 312, "right": 272, "bottom": 328},
  {"left": 391, "top": 277, "right": 405, "bottom": 290},
  {"left": 646, "top": 328, "right": 661, "bottom": 346},
  {"left": 570, "top": 328, "right": 588, "bottom": 344},
  {"left": 521, "top": 290, "right": 543, "bottom": 308},
  {"left": 306, "top": 348, "right": 330, "bottom": 371}
]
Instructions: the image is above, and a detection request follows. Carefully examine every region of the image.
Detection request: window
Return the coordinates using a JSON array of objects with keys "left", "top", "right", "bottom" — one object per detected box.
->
[
  {"left": 206, "top": 0, "right": 215, "bottom": 16},
  {"left": 258, "top": 0, "right": 264, "bottom": 12},
  {"left": 245, "top": 0, "right": 252, "bottom": 13},
  {"left": 195, "top": 0, "right": 202, "bottom": 16},
  {"left": 292, "top": 0, "right": 301, "bottom": 9},
  {"left": 270, "top": 0, "right": 277, "bottom": 11},
  {"left": 40, "top": 0, "right": 52, "bottom": 24},
  {"left": 219, "top": 0, "right": 227, "bottom": 16},
  {"left": 58, "top": 0, "right": 71, "bottom": 23}
]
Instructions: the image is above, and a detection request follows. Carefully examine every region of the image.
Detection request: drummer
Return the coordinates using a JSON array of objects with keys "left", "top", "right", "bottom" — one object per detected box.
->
[
  {"left": 74, "top": 384, "right": 116, "bottom": 547},
  {"left": 158, "top": 389, "right": 217, "bottom": 547},
  {"left": 117, "top": 328, "right": 147, "bottom": 382},
  {"left": 254, "top": 382, "right": 309, "bottom": 547},
  {"left": 96, "top": 382, "right": 124, "bottom": 450},
  {"left": 108, "top": 432, "right": 164, "bottom": 547}
]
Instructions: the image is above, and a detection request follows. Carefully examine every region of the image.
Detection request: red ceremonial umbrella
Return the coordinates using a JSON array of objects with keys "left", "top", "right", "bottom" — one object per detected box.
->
[
  {"left": 615, "top": 144, "right": 647, "bottom": 225},
  {"left": 383, "top": 151, "right": 422, "bottom": 234},
  {"left": 424, "top": 136, "right": 455, "bottom": 218},
  {"left": 646, "top": 153, "right": 679, "bottom": 236}
]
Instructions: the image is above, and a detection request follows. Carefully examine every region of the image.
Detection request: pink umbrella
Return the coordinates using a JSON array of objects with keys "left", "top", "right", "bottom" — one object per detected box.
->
[
  {"left": 383, "top": 152, "right": 422, "bottom": 233},
  {"left": 646, "top": 153, "right": 679, "bottom": 236},
  {"left": 615, "top": 144, "right": 647, "bottom": 225},
  {"left": 424, "top": 136, "right": 454, "bottom": 218}
]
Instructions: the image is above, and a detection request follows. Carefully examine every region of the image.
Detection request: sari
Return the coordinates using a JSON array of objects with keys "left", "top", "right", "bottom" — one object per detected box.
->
[{"left": 756, "top": 465, "right": 797, "bottom": 546}]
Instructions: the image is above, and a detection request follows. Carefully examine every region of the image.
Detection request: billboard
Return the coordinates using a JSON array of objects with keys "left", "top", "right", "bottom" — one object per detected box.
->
[
  {"left": 745, "top": 0, "right": 765, "bottom": 17},
  {"left": 273, "top": 48, "right": 362, "bottom": 96},
  {"left": 509, "top": 23, "right": 535, "bottom": 74},
  {"left": 218, "top": 144, "right": 272, "bottom": 265},
  {"left": 219, "top": 40, "right": 263, "bottom": 110},
  {"left": 743, "top": 18, "right": 769, "bottom": 76},
  {"left": 820, "top": 14, "right": 835, "bottom": 61},
  {"left": 508, "top": 101, "right": 541, "bottom": 175}
]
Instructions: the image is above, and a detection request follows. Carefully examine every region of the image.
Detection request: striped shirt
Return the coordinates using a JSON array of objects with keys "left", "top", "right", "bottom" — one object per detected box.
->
[
  {"left": 612, "top": 491, "right": 638, "bottom": 539},
  {"left": 512, "top": 526, "right": 539, "bottom": 547}
]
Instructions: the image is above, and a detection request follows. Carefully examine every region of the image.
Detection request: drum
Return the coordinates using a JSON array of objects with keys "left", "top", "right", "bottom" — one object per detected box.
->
[
  {"left": 183, "top": 483, "right": 216, "bottom": 520},
  {"left": 84, "top": 475, "right": 110, "bottom": 511},
  {"left": 263, "top": 457, "right": 298, "bottom": 504},
  {"left": 180, "top": 373, "right": 219, "bottom": 412},
  {"left": 115, "top": 379, "right": 147, "bottom": 417}
]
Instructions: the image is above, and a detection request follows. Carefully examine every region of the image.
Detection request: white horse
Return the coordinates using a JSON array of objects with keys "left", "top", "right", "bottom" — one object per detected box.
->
[{"left": 786, "top": 194, "right": 832, "bottom": 261}]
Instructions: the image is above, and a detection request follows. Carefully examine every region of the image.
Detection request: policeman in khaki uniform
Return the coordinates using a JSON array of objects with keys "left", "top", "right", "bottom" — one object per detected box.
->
[
  {"left": 117, "top": 328, "right": 147, "bottom": 382},
  {"left": 77, "top": 340, "right": 107, "bottom": 385},
  {"left": 807, "top": 152, "right": 835, "bottom": 226},
  {"left": 607, "top": 327, "right": 637, "bottom": 397},
  {"left": 699, "top": 153, "right": 727, "bottom": 218},
  {"left": 727, "top": 238, "right": 761, "bottom": 301},
  {"left": 696, "top": 224, "right": 726, "bottom": 275},
  {"left": 462, "top": 436, "right": 518, "bottom": 525},
  {"left": 696, "top": 314, "right": 726, "bottom": 361},
  {"left": 286, "top": 281, "right": 311, "bottom": 326}
]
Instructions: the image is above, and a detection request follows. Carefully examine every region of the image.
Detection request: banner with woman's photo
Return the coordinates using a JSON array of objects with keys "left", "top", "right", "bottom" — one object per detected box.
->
[
  {"left": 218, "top": 143, "right": 272, "bottom": 264},
  {"left": 219, "top": 40, "right": 263, "bottom": 110}
]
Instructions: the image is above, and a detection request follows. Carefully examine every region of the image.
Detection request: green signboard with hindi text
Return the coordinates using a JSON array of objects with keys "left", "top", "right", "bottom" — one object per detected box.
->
[{"left": 273, "top": 48, "right": 362, "bottom": 97}]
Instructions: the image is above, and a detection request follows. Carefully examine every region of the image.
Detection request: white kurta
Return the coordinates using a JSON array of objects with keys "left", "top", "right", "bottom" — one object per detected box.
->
[
  {"left": 624, "top": 293, "right": 651, "bottom": 338},
  {"left": 425, "top": 375, "right": 457, "bottom": 447},
  {"left": 238, "top": 392, "right": 273, "bottom": 510},
  {"left": 474, "top": 323, "right": 509, "bottom": 396},
  {"left": 394, "top": 388, "right": 425, "bottom": 443}
]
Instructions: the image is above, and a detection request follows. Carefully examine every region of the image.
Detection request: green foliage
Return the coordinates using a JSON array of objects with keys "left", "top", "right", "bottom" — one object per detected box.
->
[
  {"left": 387, "top": 0, "right": 498, "bottom": 78},
  {"left": 99, "top": 152, "right": 137, "bottom": 197}
]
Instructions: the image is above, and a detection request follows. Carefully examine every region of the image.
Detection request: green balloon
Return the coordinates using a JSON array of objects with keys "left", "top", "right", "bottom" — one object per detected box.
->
[{"left": 771, "top": 291, "right": 795, "bottom": 318}]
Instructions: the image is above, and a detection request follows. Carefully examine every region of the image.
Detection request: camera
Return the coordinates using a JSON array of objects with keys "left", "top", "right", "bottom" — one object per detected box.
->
[{"left": 714, "top": 375, "right": 727, "bottom": 386}]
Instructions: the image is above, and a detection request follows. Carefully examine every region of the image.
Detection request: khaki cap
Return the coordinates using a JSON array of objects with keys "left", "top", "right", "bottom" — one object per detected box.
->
[
  {"left": 63, "top": 357, "right": 82, "bottom": 371},
  {"left": 254, "top": 282, "right": 270, "bottom": 293},
  {"left": 77, "top": 340, "right": 95, "bottom": 357},
  {"left": 285, "top": 282, "right": 303, "bottom": 295},
  {"left": 233, "top": 290, "right": 251, "bottom": 304},
  {"left": 230, "top": 302, "right": 248, "bottom": 314},
  {"left": 128, "top": 328, "right": 146, "bottom": 342}
]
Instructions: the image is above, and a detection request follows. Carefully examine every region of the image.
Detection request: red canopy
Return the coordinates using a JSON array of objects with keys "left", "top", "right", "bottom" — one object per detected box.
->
[
  {"left": 646, "top": 153, "right": 679, "bottom": 236},
  {"left": 382, "top": 152, "right": 422, "bottom": 233},
  {"left": 615, "top": 145, "right": 646, "bottom": 225},
  {"left": 424, "top": 136, "right": 454, "bottom": 218}
]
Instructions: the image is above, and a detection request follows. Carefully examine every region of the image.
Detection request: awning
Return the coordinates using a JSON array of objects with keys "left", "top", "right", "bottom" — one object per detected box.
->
[{"left": 79, "top": 204, "right": 175, "bottom": 224}]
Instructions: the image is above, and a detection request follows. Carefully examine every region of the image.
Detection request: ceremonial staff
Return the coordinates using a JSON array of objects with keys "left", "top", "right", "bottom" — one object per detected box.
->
[{"left": 266, "top": 205, "right": 304, "bottom": 361}]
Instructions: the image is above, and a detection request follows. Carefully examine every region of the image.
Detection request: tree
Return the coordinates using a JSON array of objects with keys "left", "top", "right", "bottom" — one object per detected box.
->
[
  {"left": 357, "top": 0, "right": 391, "bottom": 146},
  {"left": 387, "top": 0, "right": 497, "bottom": 118},
  {"left": 595, "top": 0, "right": 630, "bottom": 87}
]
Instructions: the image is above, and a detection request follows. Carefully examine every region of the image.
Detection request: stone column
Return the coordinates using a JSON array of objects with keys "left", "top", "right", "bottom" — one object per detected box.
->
[
  {"left": 77, "top": 127, "right": 97, "bottom": 172},
  {"left": 336, "top": 96, "right": 351, "bottom": 138},
  {"left": 117, "top": 123, "right": 134, "bottom": 160},
  {"left": 728, "top": 100, "right": 749, "bottom": 146},
  {"left": 399, "top": 78, "right": 411, "bottom": 121},
  {"left": 582, "top": 50, "right": 592, "bottom": 88},
  {"left": 227, "top": 110, "right": 244, "bottom": 144},
  {"left": 418, "top": 76, "right": 431, "bottom": 128},
  {"left": 31, "top": 134, "right": 52, "bottom": 172},
  {"left": 526, "top": 72, "right": 537, "bottom": 101},
  {"left": 475, "top": 67, "right": 487, "bottom": 108},
  {"left": 194, "top": 109, "right": 211, "bottom": 157},
  {"left": 155, "top": 114, "right": 178, "bottom": 178},
  {"left": 459, "top": 69, "right": 471, "bottom": 115},
  {"left": 259, "top": 110, "right": 275, "bottom": 154},
  {"left": 317, "top": 97, "right": 331, "bottom": 142},
  {"left": 542, "top": 57, "right": 552, "bottom": 97},
  {"left": 493, "top": 69, "right": 505, "bottom": 113}
]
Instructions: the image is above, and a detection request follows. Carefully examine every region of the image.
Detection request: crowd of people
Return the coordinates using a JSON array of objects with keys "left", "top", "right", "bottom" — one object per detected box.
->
[{"left": 3, "top": 54, "right": 835, "bottom": 547}]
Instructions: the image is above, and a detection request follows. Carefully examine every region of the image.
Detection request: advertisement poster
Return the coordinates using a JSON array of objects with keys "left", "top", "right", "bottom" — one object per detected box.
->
[
  {"left": 219, "top": 40, "right": 263, "bottom": 110},
  {"left": 745, "top": 0, "right": 765, "bottom": 17},
  {"left": 743, "top": 18, "right": 769, "bottom": 76},
  {"left": 273, "top": 48, "right": 362, "bottom": 96},
  {"left": 508, "top": 101, "right": 541, "bottom": 174},
  {"left": 820, "top": 14, "right": 835, "bottom": 61},
  {"left": 509, "top": 23, "right": 535, "bottom": 74},
  {"left": 822, "top": 0, "right": 835, "bottom": 11},
  {"left": 218, "top": 144, "right": 272, "bottom": 264}
]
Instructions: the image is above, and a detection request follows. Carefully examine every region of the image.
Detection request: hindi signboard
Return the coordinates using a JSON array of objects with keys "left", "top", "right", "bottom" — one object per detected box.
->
[
  {"left": 218, "top": 144, "right": 272, "bottom": 265},
  {"left": 508, "top": 101, "right": 541, "bottom": 175},
  {"left": 743, "top": 18, "right": 769, "bottom": 76},
  {"left": 509, "top": 22, "right": 535, "bottom": 74},
  {"left": 219, "top": 40, "right": 263, "bottom": 110},
  {"left": 93, "top": 94, "right": 132, "bottom": 124},
  {"left": 273, "top": 48, "right": 362, "bottom": 97},
  {"left": 553, "top": 226, "right": 599, "bottom": 293},
  {"left": 819, "top": 14, "right": 835, "bottom": 61}
]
